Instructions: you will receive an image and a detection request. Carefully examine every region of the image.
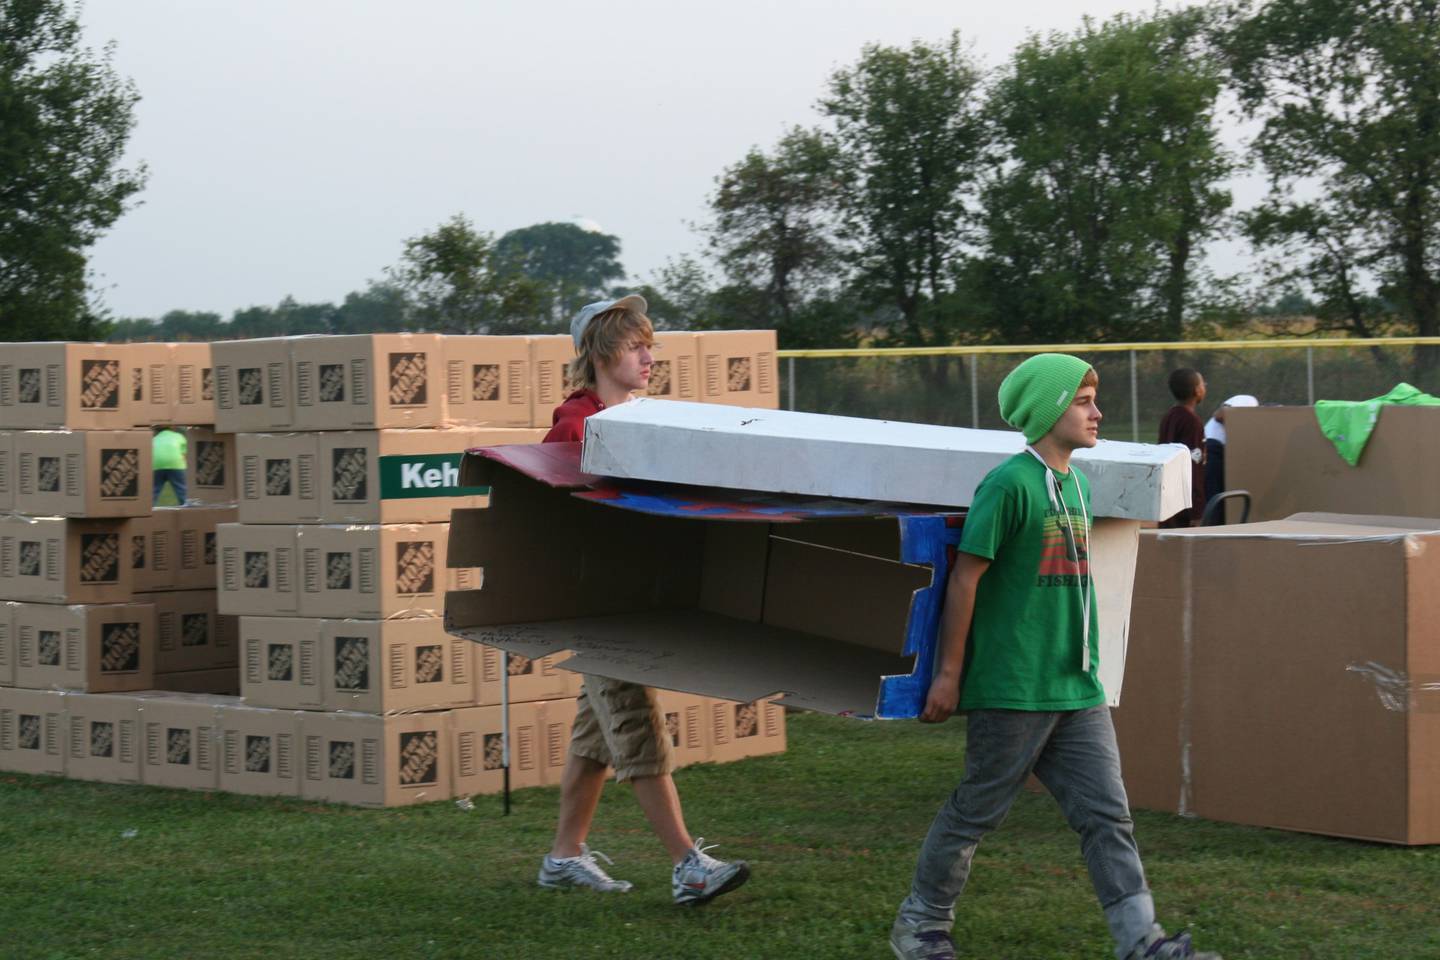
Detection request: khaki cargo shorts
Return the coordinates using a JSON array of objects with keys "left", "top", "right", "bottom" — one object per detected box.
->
[{"left": 568, "top": 674, "right": 674, "bottom": 782}]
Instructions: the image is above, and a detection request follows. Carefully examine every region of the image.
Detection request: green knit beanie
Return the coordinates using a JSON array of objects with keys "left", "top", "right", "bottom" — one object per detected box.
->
[{"left": 997, "top": 353, "right": 1094, "bottom": 444}]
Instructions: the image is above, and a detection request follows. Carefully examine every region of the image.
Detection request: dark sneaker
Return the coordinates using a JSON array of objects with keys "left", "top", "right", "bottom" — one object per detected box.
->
[
  {"left": 889, "top": 921, "right": 957, "bottom": 960},
  {"left": 1125, "top": 925, "right": 1222, "bottom": 960},
  {"left": 538, "top": 844, "right": 633, "bottom": 892},
  {"left": 671, "top": 838, "right": 749, "bottom": 905}
]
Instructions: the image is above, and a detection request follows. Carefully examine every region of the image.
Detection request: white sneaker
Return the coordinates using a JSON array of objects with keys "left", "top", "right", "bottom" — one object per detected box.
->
[
  {"left": 538, "top": 844, "right": 633, "bottom": 892},
  {"left": 671, "top": 838, "right": 749, "bottom": 906}
]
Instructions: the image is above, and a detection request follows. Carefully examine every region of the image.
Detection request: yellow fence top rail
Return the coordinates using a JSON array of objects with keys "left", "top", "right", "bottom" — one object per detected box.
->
[{"left": 776, "top": 336, "right": 1440, "bottom": 359}]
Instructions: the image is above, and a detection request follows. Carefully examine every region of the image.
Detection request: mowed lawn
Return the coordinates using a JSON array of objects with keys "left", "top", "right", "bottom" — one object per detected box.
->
[{"left": 3, "top": 712, "right": 1436, "bottom": 960}]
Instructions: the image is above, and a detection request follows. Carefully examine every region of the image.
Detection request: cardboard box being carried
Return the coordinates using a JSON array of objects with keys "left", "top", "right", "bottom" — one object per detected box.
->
[
  {"left": 299, "top": 709, "right": 453, "bottom": 807},
  {"left": 187, "top": 427, "right": 237, "bottom": 505},
  {"left": 212, "top": 338, "right": 295, "bottom": 433},
  {"left": 65, "top": 691, "right": 141, "bottom": 784},
  {"left": 0, "top": 686, "right": 67, "bottom": 775},
  {"left": 0, "top": 516, "right": 132, "bottom": 604},
  {"left": 11, "top": 601, "right": 156, "bottom": 694},
  {"left": 153, "top": 590, "right": 237, "bottom": 674},
  {"left": 292, "top": 333, "right": 444, "bottom": 431},
  {"left": 12, "top": 430, "right": 151, "bottom": 519},
  {"left": 137, "top": 691, "right": 231, "bottom": 791},
  {"left": 216, "top": 523, "right": 298, "bottom": 616},
  {"left": 1112, "top": 515, "right": 1440, "bottom": 845},
  {"left": 442, "top": 335, "right": 531, "bottom": 427},
  {"left": 0, "top": 343, "right": 131, "bottom": 430},
  {"left": 697, "top": 330, "right": 778, "bottom": 408},
  {"left": 217, "top": 701, "right": 302, "bottom": 797}
]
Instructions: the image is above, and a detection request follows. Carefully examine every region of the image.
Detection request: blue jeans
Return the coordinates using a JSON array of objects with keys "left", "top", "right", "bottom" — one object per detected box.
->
[
  {"left": 896, "top": 706, "right": 1154, "bottom": 959},
  {"left": 153, "top": 469, "right": 187, "bottom": 504}
]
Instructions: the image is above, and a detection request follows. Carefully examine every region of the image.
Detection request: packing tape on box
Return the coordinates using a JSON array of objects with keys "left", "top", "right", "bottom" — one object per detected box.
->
[{"left": 1346, "top": 661, "right": 1440, "bottom": 713}]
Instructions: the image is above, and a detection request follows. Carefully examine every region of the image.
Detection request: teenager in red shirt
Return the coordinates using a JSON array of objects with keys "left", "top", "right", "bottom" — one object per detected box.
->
[
  {"left": 1157, "top": 369, "right": 1207, "bottom": 528},
  {"left": 537, "top": 294, "right": 750, "bottom": 906}
]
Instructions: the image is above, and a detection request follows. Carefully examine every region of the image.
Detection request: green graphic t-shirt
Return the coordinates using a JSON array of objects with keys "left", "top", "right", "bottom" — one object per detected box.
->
[{"left": 956, "top": 453, "right": 1105, "bottom": 712}]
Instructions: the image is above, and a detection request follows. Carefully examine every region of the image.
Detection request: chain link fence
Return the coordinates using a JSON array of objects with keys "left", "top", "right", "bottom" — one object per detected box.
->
[{"left": 779, "top": 339, "right": 1440, "bottom": 442}]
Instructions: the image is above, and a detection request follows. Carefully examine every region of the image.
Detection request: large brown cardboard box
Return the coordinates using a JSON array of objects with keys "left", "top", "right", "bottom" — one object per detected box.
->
[
  {"left": 0, "top": 516, "right": 132, "bottom": 604},
  {"left": 0, "top": 430, "right": 13, "bottom": 513},
  {"left": 149, "top": 667, "right": 239, "bottom": 696},
  {"left": 450, "top": 701, "right": 544, "bottom": 796},
  {"left": 697, "top": 331, "right": 779, "bottom": 408},
  {"left": 296, "top": 522, "right": 477, "bottom": 619},
  {"left": 128, "top": 510, "right": 174, "bottom": 593},
  {"left": 0, "top": 687, "right": 67, "bottom": 775},
  {"left": 217, "top": 702, "right": 302, "bottom": 797},
  {"left": 212, "top": 338, "right": 294, "bottom": 433},
  {"left": 0, "top": 600, "right": 15, "bottom": 685},
  {"left": 173, "top": 505, "right": 235, "bottom": 590},
  {"left": 527, "top": 335, "right": 573, "bottom": 427},
  {"left": 655, "top": 689, "right": 711, "bottom": 768},
  {"left": 317, "top": 427, "right": 542, "bottom": 524},
  {"left": 239, "top": 616, "right": 323, "bottom": 710},
  {"left": 169, "top": 343, "right": 216, "bottom": 426},
  {"left": 441, "top": 335, "right": 532, "bottom": 427},
  {"left": 137, "top": 691, "right": 230, "bottom": 790},
  {"left": 153, "top": 590, "right": 237, "bottom": 674},
  {"left": 126, "top": 342, "right": 174, "bottom": 426},
  {"left": 292, "top": 333, "right": 444, "bottom": 431},
  {"left": 0, "top": 343, "right": 131, "bottom": 430},
  {"left": 237, "top": 432, "right": 322, "bottom": 523},
  {"left": 14, "top": 430, "right": 151, "bottom": 518},
  {"left": 1112, "top": 516, "right": 1440, "bottom": 845},
  {"left": 474, "top": 644, "right": 576, "bottom": 706},
  {"left": 705, "top": 696, "right": 785, "bottom": 763},
  {"left": 216, "top": 523, "right": 299, "bottom": 616},
  {"left": 300, "top": 709, "right": 453, "bottom": 807},
  {"left": 647, "top": 332, "right": 702, "bottom": 402},
  {"left": 324, "top": 617, "right": 475, "bottom": 714},
  {"left": 1227, "top": 405, "right": 1440, "bottom": 521},
  {"left": 187, "top": 427, "right": 238, "bottom": 505},
  {"left": 65, "top": 692, "right": 141, "bottom": 784},
  {"left": 12, "top": 601, "right": 156, "bottom": 693}
]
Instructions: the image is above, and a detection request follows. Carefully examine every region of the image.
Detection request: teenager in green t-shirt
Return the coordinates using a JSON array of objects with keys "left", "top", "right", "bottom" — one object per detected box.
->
[{"left": 889, "top": 355, "right": 1222, "bottom": 960}]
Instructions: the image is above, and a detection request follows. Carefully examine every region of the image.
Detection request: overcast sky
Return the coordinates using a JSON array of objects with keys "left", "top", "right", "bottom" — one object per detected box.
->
[{"left": 80, "top": 0, "right": 1249, "bottom": 320}]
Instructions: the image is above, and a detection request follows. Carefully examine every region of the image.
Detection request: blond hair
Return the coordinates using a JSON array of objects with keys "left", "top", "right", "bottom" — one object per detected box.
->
[{"left": 570, "top": 308, "right": 654, "bottom": 391}]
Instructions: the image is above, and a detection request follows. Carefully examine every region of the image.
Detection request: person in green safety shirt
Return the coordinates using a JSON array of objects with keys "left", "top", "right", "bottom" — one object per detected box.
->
[{"left": 152, "top": 426, "right": 188, "bottom": 504}]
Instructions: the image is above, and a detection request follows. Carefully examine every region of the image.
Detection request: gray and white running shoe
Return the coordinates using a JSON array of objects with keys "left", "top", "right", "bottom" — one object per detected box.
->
[
  {"left": 671, "top": 838, "right": 749, "bottom": 906},
  {"left": 537, "top": 844, "right": 633, "bottom": 892}
]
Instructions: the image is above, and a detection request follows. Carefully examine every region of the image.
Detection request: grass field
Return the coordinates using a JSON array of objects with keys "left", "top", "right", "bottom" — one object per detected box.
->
[{"left": 3, "top": 712, "right": 1436, "bottom": 960}]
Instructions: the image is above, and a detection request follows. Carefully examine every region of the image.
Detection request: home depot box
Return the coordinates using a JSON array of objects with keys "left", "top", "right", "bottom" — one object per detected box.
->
[
  {"left": 216, "top": 523, "right": 298, "bottom": 616},
  {"left": 475, "top": 644, "right": 578, "bottom": 706},
  {"left": 239, "top": 616, "right": 323, "bottom": 709},
  {"left": 318, "top": 427, "right": 543, "bottom": 524},
  {"left": 217, "top": 702, "right": 301, "bottom": 797},
  {"left": 0, "top": 516, "right": 132, "bottom": 604},
  {"left": 290, "top": 334, "right": 444, "bottom": 431},
  {"left": 170, "top": 343, "right": 216, "bottom": 425},
  {"left": 128, "top": 510, "right": 174, "bottom": 593},
  {"left": 442, "top": 335, "right": 531, "bottom": 427},
  {"left": 707, "top": 697, "right": 786, "bottom": 763},
  {"left": 0, "top": 600, "right": 15, "bottom": 685},
  {"left": 697, "top": 331, "right": 778, "bottom": 408},
  {"left": 450, "top": 701, "right": 544, "bottom": 796},
  {"left": 237, "top": 432, "right": 322, "bottom": 523},
  {"left": 0, "top": 342, "right": 131, "bottom": 430},
  {"left": 535, "top": 697, "right": 577, "bottom": 785},
  {"left": 0, "top": 687, "right": 67, "bottom": 775},
  {"left": 149, "top": 667, "right": 239, "bottom": 696},
  {"left": 153, "top": 591, "right": 237, "bottom": 674},
  {"left": 12, "top": 601, "right": 156, "bottom": 694},
  {"left": 527, "top": 332, "right": 701, "bottom": 428},
  {"left": 137, "top": 691, "right": 230, "bottom": 790},
  {"left": 324, "top": 617, "right": 475, "bottom": 714},
  {"left": 127, "top": 342, "right": 174, "bottom": 426},
  {"left": 1111, "top": 515, "right": 1440, "bottom": 845},
  {"left": 648, "top": 331, "right": 702, "bottom": 402},
  {"left": 300, "top": 709, "right": 453, "bottom": 807},
  {"left": 172, "top": 505, "right": 234, "bottom": 590},
  {"left": 13, "top": 430, "right": 151, "bottom": 518},
  {"left": 0, "top": 430, "right": 12, "bottom": 512},
  {"left": 212, "top": 338, "right": 294, "bottom": 433},
  {"left": 655, "top": 689, "right": 711, "bottom": 768},
  {"left": 297, "top": 523, "right": 476, "bottom": 620},
  {"left": 1226, "top": 405, "right": 1440, "bottom": 521},
  {"left": 527, "top": 335, "right": 574, "bottom": 427},
  {"left": 65, "top": 692, "right": 141, "bottom": 784},
  {"left": 187, "top": 427, "right": 238, "bottom": 505}
]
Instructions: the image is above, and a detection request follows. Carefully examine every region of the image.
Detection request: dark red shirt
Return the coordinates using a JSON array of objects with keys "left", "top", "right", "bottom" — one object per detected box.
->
[
  {"left": 1158, "top": 404, "right": 1206, "bottom": 527},
  {"left": 543, "top": 389, "right": 605, "bottom": 443}
]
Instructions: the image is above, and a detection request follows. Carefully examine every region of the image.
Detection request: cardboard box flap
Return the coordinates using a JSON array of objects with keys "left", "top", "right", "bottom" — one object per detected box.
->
[
  {"left": 1154, "top": 515, "right": 1440, "bottom": 542},
  {"left": 578, "top": 398, "right": 1189, "bottom": 521}
]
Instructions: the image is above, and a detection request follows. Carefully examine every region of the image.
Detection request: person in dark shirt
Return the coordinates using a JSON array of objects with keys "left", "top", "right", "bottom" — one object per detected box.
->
[{"left": 1158, "top": 368, "right": 1206, "bottom": 528}]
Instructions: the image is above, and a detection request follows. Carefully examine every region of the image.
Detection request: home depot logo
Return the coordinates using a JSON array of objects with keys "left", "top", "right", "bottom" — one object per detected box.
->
[
  {"left": 646, "top": 360, "right": 673, "bottom": 396},
  {"left": 89, "top": 720, "right": 116, "bottom": 758},
  {"left": 37, "top": 456, "right": 61, "bottom": 492},
  {"left": 181, "top": 613, "right": 210, "bottom": 647},
  {"left": 397, "top": 730, "right": 439, "bottom": 786},
  {"left": 201, "top": 367, "right": 214, "bottom": 401},
  {"left": 80, "top": 359, "right": 121, "bottom": 409},
  {"left": 329, "top": 739, "right": 356, "bottom": 780},
  {"left": 38, "top": 630, "right": 61, "bottom": 666},
  {"left": 99, "top": 448, "right": 140, "bottom": 499},
  {"left": 80, "top": 533, "right": 120, "bottom": 583},
  {"left": 131, "top": 534, "right": 146, "bottom": 570},
  {"left": 18, "top": 540, "right": 41, "bottom": 577},
  {"left": 326, "top": 552, "right": 352, "bottom": 590},
  {"left": 268, "top": 643, "right": 293, "bottom": 681},
  {"left": 388, "top": 352, "right": 428, "bottom": 406},
  {"left": 665, "top": 711, "right": 680, "bottom": 747},
  {"left": 18, "top": 714, "right": 41, "bottom": 751},
  {"left": 507, "top": 654, "right": 534, "bottom": 677},
  {"left": 131, "top": 367, "right": 144, "bottom": 402},
  {"left": 318, "top": 363, "right": 346, "bottom": 402},
  {"left": 394, "top": 541, "right": 435, "bottom": 595},
  {"left": 237, "top": 367, "right": 264, "bottom": 406},
  {"left": 333, "top": 636, "right": 370, "bottom": 691},
  {"left": 264, "top": 458, "right": 292, "bottom": 497},
  {"left": 727, "top": 357, "right": 752, "bottom": 393},
  {"left": 415, "top": 645, "right": 443, "bottom": 684},
  {"left": 735, "top": 702, "right": 759, "bottom": 739},
  {"left": 470, "top": 364, "right": 500, "bottom": 402},
  {"left": 195, "top": 441, "right": 226, "bottom": 488},
  {"left": 483, "top": 732, "right": 503, "bottom": 770},
  {"left": 204, "top": 532, "right": 217, "bottom": 566},
  {"left": 243, "top": 551, "right": 269, "bottom": 589},
  {"left": 100, "top": 621, "right": 141, "bottom": 673},
  {"left": 168, "top": 728, "right": 191, "bottom": 765},
  {"left": 245, "top": 734, "right": 271, "bottom": 773},
  {"left": 17, "top": 367, "right": 41, "bottom": 404},
  {"left": 331, "top": 447, "right": 367, "bottom": 502}
]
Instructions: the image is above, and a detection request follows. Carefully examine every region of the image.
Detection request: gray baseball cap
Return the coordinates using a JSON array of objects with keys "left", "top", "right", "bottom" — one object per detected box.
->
[{"left": 570, "top": 294, "right": 648, "bottom": 350}]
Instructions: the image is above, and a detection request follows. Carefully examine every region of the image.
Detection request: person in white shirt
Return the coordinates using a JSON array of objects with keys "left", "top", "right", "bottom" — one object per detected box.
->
[{"left": 1202, "top": 394, "right": 1258, "bottom": 521}]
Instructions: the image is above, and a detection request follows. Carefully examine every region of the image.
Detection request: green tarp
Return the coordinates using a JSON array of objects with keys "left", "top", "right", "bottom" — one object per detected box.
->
[{"left": 1314, "top": 383, "right": 1440, "bottom": 466}]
